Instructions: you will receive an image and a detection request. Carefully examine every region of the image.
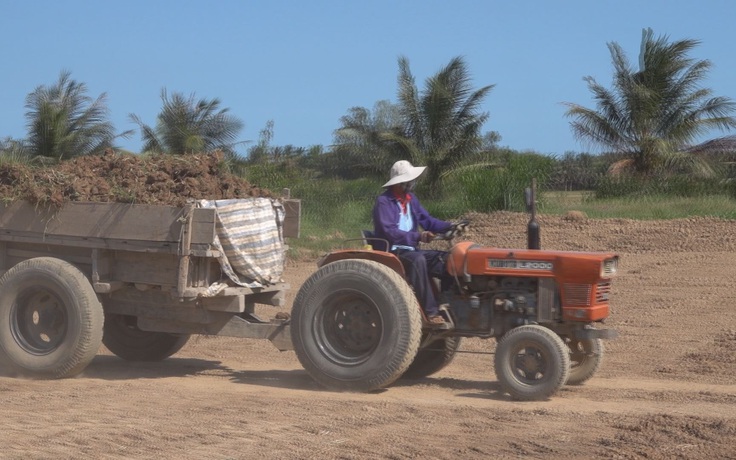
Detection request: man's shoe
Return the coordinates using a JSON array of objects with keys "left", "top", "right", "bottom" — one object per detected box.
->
[{"left": 427, "top": 315, "right": 452, "bottom": 330}]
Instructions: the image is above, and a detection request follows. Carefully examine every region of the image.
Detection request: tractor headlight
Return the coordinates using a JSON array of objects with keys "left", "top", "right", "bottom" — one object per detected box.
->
[{"left": 601, "top": 257, "right": 619, "bottom": 278}]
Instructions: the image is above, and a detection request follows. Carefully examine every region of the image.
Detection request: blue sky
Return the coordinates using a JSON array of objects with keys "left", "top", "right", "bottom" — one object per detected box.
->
[{"left": 1, "top": 0, "right": 735, "bottom": 157}]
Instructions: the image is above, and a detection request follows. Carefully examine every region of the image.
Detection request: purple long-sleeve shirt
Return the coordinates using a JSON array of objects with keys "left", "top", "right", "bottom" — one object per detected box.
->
[{"left": 373, "top": 189, "right": 452, "bottom": 250}]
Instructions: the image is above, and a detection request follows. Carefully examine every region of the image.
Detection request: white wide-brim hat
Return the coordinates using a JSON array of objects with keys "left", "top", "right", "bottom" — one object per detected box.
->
[{"left": 382, "top": 160, "right": 426, "bottom": 187}]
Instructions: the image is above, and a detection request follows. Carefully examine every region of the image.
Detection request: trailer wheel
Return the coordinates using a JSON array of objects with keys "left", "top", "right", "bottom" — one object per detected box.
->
[
  {"left": 565, "top": 337, "right": 604, "bottom": 385},
  {"left": 401, "top": 336, "right": 462, "bottom": 380},
  {"left": 103, "top": 314, "right": 190, "bottom": 361},
  {"left": 494, "top": 325, "right": 570, "bottom": 401},
  {"left": 292, "top": 259, "right": 422, "bottom": 392},
  {"left": 0, "top": 257, "right": 103, "bottom": 378}
]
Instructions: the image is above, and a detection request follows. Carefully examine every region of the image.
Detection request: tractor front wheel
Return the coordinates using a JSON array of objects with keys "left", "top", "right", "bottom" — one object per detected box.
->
[{"left": 494, "top": 325, "right": 570, "bottom": 401}]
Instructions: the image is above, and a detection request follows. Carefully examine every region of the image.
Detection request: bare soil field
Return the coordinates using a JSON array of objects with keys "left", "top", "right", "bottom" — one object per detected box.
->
[{"left": 1, "top": 212, "right": 735, "bottom": 459}]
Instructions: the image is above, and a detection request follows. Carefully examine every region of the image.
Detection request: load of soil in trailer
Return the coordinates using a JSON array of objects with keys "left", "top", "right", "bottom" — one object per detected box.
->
[{"left": 0, "top": 150, "right": 272, "bottom": 207}]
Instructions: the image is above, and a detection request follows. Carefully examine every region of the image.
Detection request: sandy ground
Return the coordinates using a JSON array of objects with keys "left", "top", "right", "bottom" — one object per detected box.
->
[{"left": 1, "top": 213, "right": 735, "bottom": 459}]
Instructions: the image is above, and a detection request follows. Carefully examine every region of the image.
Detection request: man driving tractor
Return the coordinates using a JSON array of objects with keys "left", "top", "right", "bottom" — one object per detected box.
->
[{"left": 372, "top": 160, "right": 454, "bottom": 329}]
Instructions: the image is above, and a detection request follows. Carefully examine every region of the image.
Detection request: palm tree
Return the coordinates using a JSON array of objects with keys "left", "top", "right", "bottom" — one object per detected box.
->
[
  {"left": 564, "top": 28, "right": 736, "bottom": 176},
  {"left": 331, "top": 100, "right": 406, "bottom": 179},
  {"left": 130, "top": 90, "right": 244, "bottom": 156},
  {"left": 24, "top": 71, "right": 125, "bottom": 160},
  {"left": 331, "top": 57, "right": 495, "bottom": 190},
  {"left": 395, "top": 56, "right": 495, "bottom": 191}
]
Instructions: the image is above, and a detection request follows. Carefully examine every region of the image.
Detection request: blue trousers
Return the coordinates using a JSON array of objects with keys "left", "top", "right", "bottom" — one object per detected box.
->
[{"left": 393, "top": 249, "right": 451, "bottom": 317}]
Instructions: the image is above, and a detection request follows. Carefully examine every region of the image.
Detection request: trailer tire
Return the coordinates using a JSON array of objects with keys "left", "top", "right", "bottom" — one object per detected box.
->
[
  {"left": 292, "top": 259, "right": 422, "bottom": 392},
  {"left": 494, "top": 325, "right": 570, "bottom": 401},
  {"left": 401, "top": 336, "right": 462, "bottom": 380},
  {"left": 103, "top": 314, "right": 190, "bottom": 361},
  {"left": 0, "top": 257, "right": 103, "bottom": 378},
  {"left": 565, "top": 337, "right": 604, "bottom": 385}
]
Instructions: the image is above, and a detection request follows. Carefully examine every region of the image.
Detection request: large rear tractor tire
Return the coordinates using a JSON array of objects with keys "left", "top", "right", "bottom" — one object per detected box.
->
[
  {"left": 103, "top": 313, "right": 190, "bottom": 361},
  {"left": 291, "top": 259, "right": 422, "bottom": 392},
  {"left": 401, "top": 336, "right": 462, "bottom": 380},
  {"left": 565, "top": 337, "right": 604, "bottom": 385},
  {"left": 494, "top": 325, "right": 570, "bottom": 401},
  {"left": 0, "top": 257, "right": 104, "bottom": 378}
]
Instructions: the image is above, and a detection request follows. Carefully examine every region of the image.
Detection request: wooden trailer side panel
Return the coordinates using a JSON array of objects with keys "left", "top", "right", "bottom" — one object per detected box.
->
[
  {"left": 0, "top": 201, "right": 187, "bottom": 242},
  {"left": 0, "top": 200, "right": 290, "bottom": 296}
]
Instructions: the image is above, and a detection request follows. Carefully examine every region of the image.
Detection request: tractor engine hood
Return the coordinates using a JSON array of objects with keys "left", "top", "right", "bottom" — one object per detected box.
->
[{"left": 447, "top": 242, "right": 619, "bottom": 283}]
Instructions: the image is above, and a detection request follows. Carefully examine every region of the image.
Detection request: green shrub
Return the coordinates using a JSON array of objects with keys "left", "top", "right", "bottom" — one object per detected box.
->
[
  {"left": 243, "top": 162, "right": 309, "bottom": 192},
  {"left": 724, "top": 179, "right": 736, "bottom": 199},
  {"left": 595, "top": 175, "right": 729, "bottom": 199},
  {"left": 443, "top": 152, "right": 553, "bottom": 213},
  {"left": 293, "top": 178, "right": 376, "bottom": 228}
]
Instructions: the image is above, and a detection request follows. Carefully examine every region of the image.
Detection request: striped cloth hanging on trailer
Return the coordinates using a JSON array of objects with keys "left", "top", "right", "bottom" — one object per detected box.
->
[{"left": 198, "top": 198, "right": 286, "bottom": 287}]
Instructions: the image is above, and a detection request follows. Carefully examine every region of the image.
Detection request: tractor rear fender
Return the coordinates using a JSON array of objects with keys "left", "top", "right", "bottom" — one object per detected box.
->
[{"left": 318, "top": 250, "right": 405, "bottom": 277}]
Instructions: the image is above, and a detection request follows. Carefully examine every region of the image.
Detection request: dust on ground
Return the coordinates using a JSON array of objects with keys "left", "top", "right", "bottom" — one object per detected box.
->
[{"left": 0, "top": 155, "right": 734, "bottom": 458}]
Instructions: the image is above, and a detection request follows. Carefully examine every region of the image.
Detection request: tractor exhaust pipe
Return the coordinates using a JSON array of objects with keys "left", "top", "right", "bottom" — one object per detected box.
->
[{"left": 525, "top": 178, "right": 541, "bottom": 250}]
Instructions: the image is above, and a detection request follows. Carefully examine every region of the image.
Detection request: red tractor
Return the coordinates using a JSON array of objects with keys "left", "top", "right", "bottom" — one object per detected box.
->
[{"left": 291, "top": 187, "right": 618, "bottom": 400}]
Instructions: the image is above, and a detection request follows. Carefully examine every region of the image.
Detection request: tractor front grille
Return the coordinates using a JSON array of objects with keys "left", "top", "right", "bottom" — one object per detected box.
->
[
  {"left": 596, "top": 282, "right": 612, "bottom": 303},
  {"left": 564, "top": 282, "right": 612, "bottom": 307},
  {"left": 564, "top": 283, "right": 592, "bottom": 306}
]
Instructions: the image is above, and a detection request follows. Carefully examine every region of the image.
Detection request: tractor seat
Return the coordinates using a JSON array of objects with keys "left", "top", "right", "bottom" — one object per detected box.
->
[{"left": 361, "top": 230, "right": 389, "bottom": 252}]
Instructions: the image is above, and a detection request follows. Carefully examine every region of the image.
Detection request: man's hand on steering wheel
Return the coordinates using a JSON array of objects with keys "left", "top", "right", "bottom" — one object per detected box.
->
[
  {"left": 439, "top": 220, "right": 470, "bottom": 240},
  {"left": 420, "top": 231, "right": 436, "bottom": 243}
]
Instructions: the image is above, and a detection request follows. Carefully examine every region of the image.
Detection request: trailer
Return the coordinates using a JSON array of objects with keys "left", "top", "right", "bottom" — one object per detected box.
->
[{"left": 0, "top": 197, "right": 300, "bottom": 378}]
